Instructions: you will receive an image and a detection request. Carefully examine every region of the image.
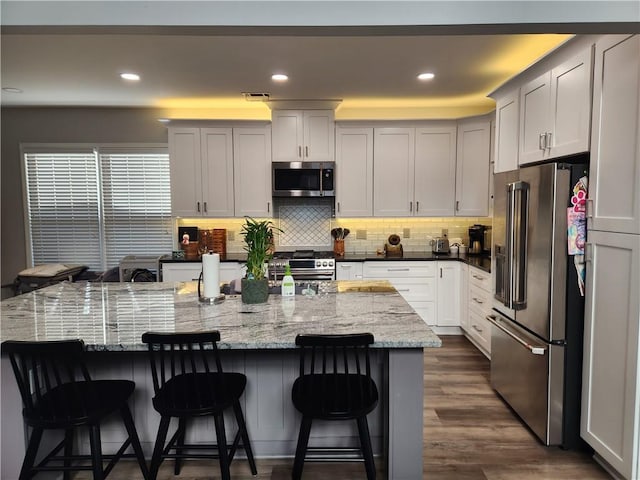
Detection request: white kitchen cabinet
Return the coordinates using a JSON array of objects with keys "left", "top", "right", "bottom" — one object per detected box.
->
[
  {"left": 271, "top": 110, "right": 335, "bottom": 162},
  {"left": 169, "top": 127, "right": 234, "bottom": 217},
  {"left": 233, "top": 126, "right": 273, "bottom": 217},
  {"left": 464, "top": 266, "right": 492, "bottom": 358},
  {"left": 435, "top": 261, "right": 466, "bottom": 328},
  {"left": 519, "top": 47, "right": 593, "bottom": 165},
  {"left": 494, "top": 89, "right": 520, "bottom": 173},
  {"left": 373, "top": 128, "right": 415, "bottom": 217},
  {"left": 335, "top": 262, "right": 363, "bottom": 280},
  {"left": 335, "top": 127, "right": 374, "bottom": 217},
  {"left": 162, "top": 262, "right": 243, "bottom": 282},
  {"left": 588, "top": 35, "right": 640, "bottom": 235},
  {"left": 455, "top": 118, "right": 491, "bottom": 217},
  {"left": 363, "top": 261, "right": 436, "bottom": 326},
  {"left": 581, "top": 230, "right": 640, "bottom": 480},
  {"left": 414, "top": 125, "right": 457, "bottom": 216}
]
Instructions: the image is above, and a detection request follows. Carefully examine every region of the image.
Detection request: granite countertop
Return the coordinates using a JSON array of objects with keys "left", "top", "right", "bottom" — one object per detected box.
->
[{"left": 0, "top": 280, "right": 441, "bottom": 352}]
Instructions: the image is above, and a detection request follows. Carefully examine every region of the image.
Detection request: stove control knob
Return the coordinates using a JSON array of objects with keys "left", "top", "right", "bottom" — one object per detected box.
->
[
  {"left": 316, "top": 260, "right": 322, "bottom": 267},
  {"left": 322, "top": 261, "right": 327, "bottom": 267},
  {"left": 328, "top": 260, "right": 334, "bottom": 268}
]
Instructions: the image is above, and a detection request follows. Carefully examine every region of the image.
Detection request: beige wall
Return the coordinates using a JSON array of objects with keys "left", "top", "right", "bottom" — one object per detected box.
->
[{"left": 1, "top": 107, "right": 168, "bottom": 292}]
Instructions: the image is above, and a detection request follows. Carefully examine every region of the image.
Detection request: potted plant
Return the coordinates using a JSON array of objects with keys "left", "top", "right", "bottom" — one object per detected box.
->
[{"left": 240, "top": 217, "right": 281, "bottom": 304}]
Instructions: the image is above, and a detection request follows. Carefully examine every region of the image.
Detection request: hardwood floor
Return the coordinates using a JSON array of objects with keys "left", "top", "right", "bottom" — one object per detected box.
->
[{"left": 75, "top": 336, "right": 610, "bottom": 479}]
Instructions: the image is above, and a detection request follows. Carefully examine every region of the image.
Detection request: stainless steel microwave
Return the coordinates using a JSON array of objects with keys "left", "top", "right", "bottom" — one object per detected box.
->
[{"left": 272, "top": 162, "right": 335, "bottom": 197}]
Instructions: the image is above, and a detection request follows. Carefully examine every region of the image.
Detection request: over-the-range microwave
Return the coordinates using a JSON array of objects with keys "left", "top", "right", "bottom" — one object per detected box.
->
[{"left": 272, "top": 162, "right": 334, "bottom": 197}]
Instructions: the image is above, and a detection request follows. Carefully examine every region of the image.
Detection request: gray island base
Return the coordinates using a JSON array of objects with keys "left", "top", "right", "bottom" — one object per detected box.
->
[{"left": 1, "top": 280, "right": 441, "bottom": 480}]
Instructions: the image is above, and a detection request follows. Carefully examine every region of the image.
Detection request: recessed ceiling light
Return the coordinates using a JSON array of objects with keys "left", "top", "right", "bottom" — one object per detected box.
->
[
  {"left": 2, "top": 87, "right": 23, "bottom": 93},
  {"left": 271, "top": 74, "right": 288, "bottom": 82},
  {"left": 120, "top": 72, "right": 140, "bottom": 81},
  {"left": 417, "top": 72, "right": 435, "bottom": 81}
]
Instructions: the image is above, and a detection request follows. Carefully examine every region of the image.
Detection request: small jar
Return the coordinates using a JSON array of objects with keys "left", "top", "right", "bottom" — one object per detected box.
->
[{"left": 333, "top": 239, "right": 345, "bottom": 256}]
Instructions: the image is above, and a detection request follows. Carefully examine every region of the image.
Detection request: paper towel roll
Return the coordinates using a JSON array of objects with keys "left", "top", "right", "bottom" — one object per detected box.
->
[{"left": 202, "top": 253, "right": 220, "bottom": 298}]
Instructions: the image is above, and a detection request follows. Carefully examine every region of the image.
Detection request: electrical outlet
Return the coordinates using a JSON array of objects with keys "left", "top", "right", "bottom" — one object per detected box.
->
[
  {"left": 356, "top": 229, "right": 367, "bottom": 240},
  {"left": 441, "top": 228, "right": 448, "bottom": 237},
  {"left": 403, "top": 228, "right": 411, "bottom": 238},
  {"left": 227, "top": 231, "right": 235, "bottom": 241}
]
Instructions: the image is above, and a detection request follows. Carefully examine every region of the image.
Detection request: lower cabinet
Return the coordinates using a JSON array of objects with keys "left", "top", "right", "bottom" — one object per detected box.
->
[
  {"left": 161, "top": 262, "right": 243, "bottom": 283},
  {"left": 435, "top": 262, "right": 466, "bottom": 329},
  {"left": 463, "top": 266, "right": 493, "bottom": 358},
  {"left": 581, "top": 230, "right": 640, "bottom": 480},
  {"left": 336, "top": 262, "right": 364, "bottom": 280}
]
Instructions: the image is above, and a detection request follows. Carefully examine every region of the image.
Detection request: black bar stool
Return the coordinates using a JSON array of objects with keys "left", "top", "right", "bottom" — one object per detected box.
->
[
  {"left": 2, "top": 339, "right": 149, "bottom": 480},
  {"left": 291, "top": 333, "right": 379, "bottom": 480},
  {"left": 141, "top": 331, "right": 257, "bottom": 480}
]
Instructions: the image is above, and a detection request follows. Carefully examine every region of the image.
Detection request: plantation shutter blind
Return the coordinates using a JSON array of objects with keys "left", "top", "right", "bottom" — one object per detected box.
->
[
  {"left": 24, "top": 151, "right": 102, "bottom": 270},
  {"left": 99, "top": 148, "right": 172, "bottom": 267}
]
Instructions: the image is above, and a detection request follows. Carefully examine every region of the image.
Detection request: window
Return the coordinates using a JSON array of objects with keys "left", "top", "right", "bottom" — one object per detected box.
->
[{"left": 23, "top": 145, "right": 172, "bottom": 271}]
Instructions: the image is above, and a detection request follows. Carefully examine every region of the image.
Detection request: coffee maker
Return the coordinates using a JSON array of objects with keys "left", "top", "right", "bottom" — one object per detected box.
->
[{"left": 468, "top": 224, "right": 489, "bottom": 255}]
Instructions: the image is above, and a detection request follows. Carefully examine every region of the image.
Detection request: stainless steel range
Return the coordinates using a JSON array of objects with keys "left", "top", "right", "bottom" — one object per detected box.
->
[{"left": 268, "top": 250, "right": 336, "bottom": 281}]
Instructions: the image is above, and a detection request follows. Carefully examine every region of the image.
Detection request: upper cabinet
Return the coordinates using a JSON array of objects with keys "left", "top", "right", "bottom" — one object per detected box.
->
[
  {"left": 588, "top": 34, "right": 640, "bottom": 235},
  {"left": 335, "top": 127, "right": 374, "bottom": 217},
  {"left": 455, "top": 118, "right": 491, "bottom": 217},
  {"left": 494, "top": 89, "right": 520, "bottom": 173},
  {"left": 373, "top": 128, "right": 415, "bottom": 216},
  {"left": 519, "top": 47, "right": 593, "bottom": 165},
  {"left": 169, "top": 127, "right": 234, "bottom": 217},
  {"left": 271, "top": 110, "right": 335, "bottom": 162},
  {"left": 168, "top": 124, "right": 271, "bottom": 218}
]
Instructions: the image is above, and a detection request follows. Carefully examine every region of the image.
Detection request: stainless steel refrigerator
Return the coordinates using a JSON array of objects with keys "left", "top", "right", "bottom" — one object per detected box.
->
[{"left": 489, "top": 159, "right": 588, "bottom": 448}]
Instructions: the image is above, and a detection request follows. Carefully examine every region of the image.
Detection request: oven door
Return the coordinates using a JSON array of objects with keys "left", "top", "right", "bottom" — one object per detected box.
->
[{"left": 288, "top": 269, "right": 336, "bottom": 281}]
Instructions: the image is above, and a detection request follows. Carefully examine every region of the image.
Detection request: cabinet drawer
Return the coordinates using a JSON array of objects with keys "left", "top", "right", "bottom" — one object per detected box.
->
[
  {"left": 363, "top": 261, "right": 436, "bottom": 278},
  {"left": 469, "top": 266, "right": 491, "bottom": 292},
  {"left": 162, "top": 264, "right": 202, "bottom": 282},
  {"left": 467, "top": 308, "right": 492, "bottom": 354},
  {"left": 469, "top": 283, "right": 492, "bottom": 315},
  {"left": 389, "top": 278, "right": 435, "bottom": 302}
]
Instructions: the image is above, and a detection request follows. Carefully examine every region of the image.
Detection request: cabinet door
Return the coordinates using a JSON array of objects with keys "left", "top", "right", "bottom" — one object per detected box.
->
[
  {"left": 271, "top": 110, "right": 303, "bottom": 162},
  {"left": 494, "top": 90, "right": 520, "bottom": 173},
  {"left": 519, "top": 72, "right": 551, "bottom": 165},
  {"left": 162, "top": 263, "right": 202, "bottom": 282},
  {"left": 589, "top": 35, "right": 640, "bottom": 235},
  {"left": 436, "top": 262, "right": 461, "bottom": 327},
  {"left": 336, "top": 127, "right": 373, "bottom": 217},
  {"left": 581, "top": 230, "right": 640, "bottom": 480},
  {"left": 414, "top": 126, "right": 457, "bottom": 216},
  {"left": 201, "top": 128, "right": 234, "bottom": 217},
  {"left": 233, "top": 127, "right": 272, "bottom": 217},
  {"left": 549, "top": 47, "right": 593, "bottom": 158},
  {"left": 169, "top": 127, "right": 203, "bottom": 217},
  {"left": 455, "top": 119, "right": 491, "bottom": 217},
  {"left": 336, "top": 262, "right": 364, "bottom": 280},
  {"left": 303, "top": 110, "right": 335, "bottom": 162},
  {"left": 373, "top": 128, "right": 415, "bottom": 217}
]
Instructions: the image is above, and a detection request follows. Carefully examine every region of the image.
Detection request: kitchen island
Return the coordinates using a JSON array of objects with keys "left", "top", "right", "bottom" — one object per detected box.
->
[{"left": 1, "top": 280, "right": 440, "bottom": 480}]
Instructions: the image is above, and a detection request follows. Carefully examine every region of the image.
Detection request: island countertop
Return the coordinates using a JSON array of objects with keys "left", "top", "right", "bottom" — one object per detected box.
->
[{"left": 0, "top": 280, "right": 441, "bottom": 351}]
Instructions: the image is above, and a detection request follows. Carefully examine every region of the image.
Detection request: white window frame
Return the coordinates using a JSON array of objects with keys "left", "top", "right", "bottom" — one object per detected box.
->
[{"left": 20, "top": 143, "right": 171, "bottom": 271}]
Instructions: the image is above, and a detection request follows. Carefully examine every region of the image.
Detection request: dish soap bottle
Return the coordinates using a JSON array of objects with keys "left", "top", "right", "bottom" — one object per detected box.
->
[{"left": 281, "top": 264, "right": 295, "bottom": 297}]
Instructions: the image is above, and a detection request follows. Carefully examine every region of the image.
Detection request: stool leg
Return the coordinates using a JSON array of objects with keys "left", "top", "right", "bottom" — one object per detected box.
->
[
  {"left": 88, "top": 425, "right": 105, "bottom": 480},
  {"left": 19, "top": 426, "right": 43, "bottom": 480},
  {"left": 149, "top": 416, "right": 171, "bottom": 480},
  {"left": 233, "top": 401, "right": 257, "bottom": 475},
  {"left": 356, "top": 416, "right": 376, "bottom": 480},
  {"left": 174, "top": 417, "right": 186, "bottom": 475},
  {"left": 120, "top": 405, "right": 150, "bottom": 480},
  {"left": 292, "top": 417, "right": 312, "bottom": 480},
  {"left": 63, "top": 429, "right": 73, "bottom": 480},
  {"left": 213, "top": 414, "right": 231, "bottom": 480}
]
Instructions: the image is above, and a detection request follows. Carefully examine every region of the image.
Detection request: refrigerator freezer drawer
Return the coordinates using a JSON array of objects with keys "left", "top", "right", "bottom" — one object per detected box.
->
[{"left": 488, "top": 313, "right": 557, "bottom": 445}]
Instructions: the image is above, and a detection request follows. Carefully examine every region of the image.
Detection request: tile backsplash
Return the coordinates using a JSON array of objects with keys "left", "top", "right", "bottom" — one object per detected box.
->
[{"left": 177, "top": 206, "right": 490, "bottom": 255}]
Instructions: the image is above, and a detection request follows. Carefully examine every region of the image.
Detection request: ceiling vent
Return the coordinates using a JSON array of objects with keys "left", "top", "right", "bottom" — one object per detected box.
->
[{"left": 242, "top": 92, "right": 270, "bottom": 102}]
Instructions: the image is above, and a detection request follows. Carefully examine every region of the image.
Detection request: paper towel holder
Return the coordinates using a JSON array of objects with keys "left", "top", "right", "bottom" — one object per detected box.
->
[{"left": 197, "top": 271, "right": 225, "bottom": 304}]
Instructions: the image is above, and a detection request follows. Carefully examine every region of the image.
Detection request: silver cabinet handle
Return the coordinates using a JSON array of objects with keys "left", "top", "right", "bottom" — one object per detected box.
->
[
  {"left": 472, "top": 324, "right": 483, "bottom": 333},
  {"left": 473, "top": 297, "right": 484, "bottom": 304},
  {"left": 416, "top": 201, "right": 419, "bottom": 212},
  {"left": 305, "top": 146, "right": 309, "bottom": 157},
  {"left": 486, "top": 315, "right": 546, "bottom": 355},
  {"left": 203, "top": 201, "right": 207, "bottom": 213},
  {"left": 396, "top": 288, "right": 411, "bottom": 292},
  {"left": 456, "top": 200, "right": 460, "bottom": 211},
  {"left": 298, "top": 146, "right": 302, "bottom": 157},
  {"left": 267, "top": 202, "right": 270, "bottom": 213},
  {"left": 409, "top": 201, "right": 413, "bottom": 212},
  {"left": 337, "top": 202, "right": 340, "bottom": 213},
  {"left": 197, "top": 201, "right": 201, "bottom": 212},
  {"left": 539, "top": 132, "right": 546, "bottom": 150},
  {"left": 339, "top": 264, "right": 352, "bottom": 269},
  {"left": 472, "top": 274, "right": 484, "bottom": 280},
  {"left": 440, "top": 268, "right": 443, "bottom": 278},
  {"left": 387, "top": 268, "right": 410, "bottom": 272},
  {"left": 546, "top": 132, "right": 552, "bottom": 150}
]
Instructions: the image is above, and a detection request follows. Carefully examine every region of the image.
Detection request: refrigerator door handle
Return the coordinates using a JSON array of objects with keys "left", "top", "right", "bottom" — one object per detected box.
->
[
  {"left": 487, "top": 314, "right": 546, "bottom": 355},
  {"left": 509, "top": 181, "right": 529, "bottom": 310}
]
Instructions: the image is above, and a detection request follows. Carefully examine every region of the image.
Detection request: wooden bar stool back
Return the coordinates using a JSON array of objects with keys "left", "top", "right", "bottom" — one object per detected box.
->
[
  {"left": 141, "top": 331, "right": 257, "bottom": 480},
  {"left": 2, "top": 339, "right": 149, "bottom": 480},
  {"left": 291, "top": 333, "right": 379, "bottom": 480}
]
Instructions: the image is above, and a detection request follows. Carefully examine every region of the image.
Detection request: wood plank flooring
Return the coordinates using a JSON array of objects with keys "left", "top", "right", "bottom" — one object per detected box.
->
[{"left": 74, "top": 336, "right": 610, "bottom": 479}]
